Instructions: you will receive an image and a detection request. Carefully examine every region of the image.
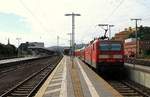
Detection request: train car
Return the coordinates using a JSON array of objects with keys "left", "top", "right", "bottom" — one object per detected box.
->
[
  {"left": 75, "top": 47, "right": 85, "bottom": 59},
  {"left": 63, "top": 48, "right": 71, "bottom": 55},
  {"left": 74, "top": 49, "right": 81, "bottom": 57},
  {"left": 80, "top": 47, "right": 85, "bottom": 61},
  {"left": 98, "top": 40, "right": 124, "bottom": 71},
  {"left": 77, "top": 39, "right": 124, "bottom": 72}
]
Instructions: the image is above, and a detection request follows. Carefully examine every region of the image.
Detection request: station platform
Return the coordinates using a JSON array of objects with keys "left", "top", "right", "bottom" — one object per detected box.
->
[
  {"left": 125, "top": 63, "right": 150, "bottom": 73},
  {"left": 0, "top": 56, "right": 39, "bottom": 65},
  {"left": 35, "top": 56, "right": 123, "bottom": 97}
]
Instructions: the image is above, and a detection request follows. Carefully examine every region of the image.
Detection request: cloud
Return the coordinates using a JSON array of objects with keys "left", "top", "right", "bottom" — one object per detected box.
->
[
  {"left": 0, "top": 12, "right": 31, "bottom": 32},
  {"left": 0, "top": 0, "right": 150, "bottom": 47}
]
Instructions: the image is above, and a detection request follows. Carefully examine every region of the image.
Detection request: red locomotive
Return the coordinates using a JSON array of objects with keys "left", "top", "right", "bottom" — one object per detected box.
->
[{"left": 75, "top": 38, "right": 124, "bottom": 72}]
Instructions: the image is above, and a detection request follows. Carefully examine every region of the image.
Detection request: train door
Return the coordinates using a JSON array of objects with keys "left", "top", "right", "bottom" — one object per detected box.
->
[
  {"left": 96, "top": 41, "right": 100, "bottom": 69},
  {"left": 92, "top": 43, "right": 97, "bottom": 68},
  {"left": 90, "top": 45, "right": 93, "bottom": 65}
]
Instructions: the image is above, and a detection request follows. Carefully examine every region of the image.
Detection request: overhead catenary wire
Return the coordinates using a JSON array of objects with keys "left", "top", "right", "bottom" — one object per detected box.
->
[
  {"left": 105, "top": 0, "right": 125, "bottom": 22},
  {"left": 96, "top": 0, "right": 126, "bottom": 39},
  {"left": 133, "top": 0, "right": 150, "bottom": 21},
  {"left": 100, "top": 0, "right": 150, "bottom": 39},
  {"left": 135, "top": 0, "right": 150, "bottom": 9},
  {"left": 107, "top": 0, "right": 150, "bottom": 23},
  {"left": 18, "top": 0, "right": 50, "bottom": 33}
]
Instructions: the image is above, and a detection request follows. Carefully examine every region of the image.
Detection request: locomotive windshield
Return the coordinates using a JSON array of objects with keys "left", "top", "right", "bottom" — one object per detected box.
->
[
  {"left": 100, "top": 43, "right": 121, "bottom": 51},
  {"left": 111, "top": 44, "right": 121, "bottom": 51},
  {"left": 100, "top": 44, "right": 109, "bottom": 51}
]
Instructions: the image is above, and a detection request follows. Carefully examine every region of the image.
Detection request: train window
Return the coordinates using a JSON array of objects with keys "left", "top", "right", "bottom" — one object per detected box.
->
[
  {"left": 100, "top": 44, "right": 109, "bottom": 51},
  {"left": 100, "top": 43, "right": 121, "bottom": 51},
  {"left": 111, "top": 44, "right": 121, "bottom": 51}
]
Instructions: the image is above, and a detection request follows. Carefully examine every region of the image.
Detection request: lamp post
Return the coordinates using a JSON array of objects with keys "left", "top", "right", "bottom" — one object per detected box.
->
[
  {"left": 16, "top": 37, "right": 21, "bottom": 57},
  {"left": 67, "top": 33, "right": 72, "bottom": 55},
  {"left": 65, "top": 12, "right": 81, "bottom": 67},
  {"left": 131, "top": 18, "right": 142, "bottom": 58}
]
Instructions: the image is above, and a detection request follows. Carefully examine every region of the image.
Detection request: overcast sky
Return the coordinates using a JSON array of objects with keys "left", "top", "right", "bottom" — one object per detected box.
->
[{"left": 0, "top": 0, "right": 150, "bottom": 47}]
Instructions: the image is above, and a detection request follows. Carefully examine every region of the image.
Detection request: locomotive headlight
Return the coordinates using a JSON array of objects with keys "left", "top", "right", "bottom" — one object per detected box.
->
[
  {"left": 99, "top": 55, "right": 109, "bottom": 58},
  {"left": 113, "top": 55, "right": 122, "bottom": 59}
]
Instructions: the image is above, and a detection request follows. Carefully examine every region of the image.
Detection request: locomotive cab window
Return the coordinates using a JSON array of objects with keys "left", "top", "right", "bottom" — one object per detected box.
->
[
  {"left": 111, "top": 44, "right": 121, "bottom": 51},
  {"left": 100, "top": 44, "right": 109, "bottom": 51},
  {"left": 100, "top": 43, "right": 121, "bottom": 51}
]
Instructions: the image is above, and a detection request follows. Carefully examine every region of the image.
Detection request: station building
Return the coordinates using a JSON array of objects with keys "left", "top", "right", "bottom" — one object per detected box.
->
[
  {"left": 112, "top": 27, "right": 150, "bottom": 58},
  {"left": 113, "top": 27, "right": 135, "bottom": 41},
  {"left": 124, "top": 38, "right": 150, "bottom": 57}
]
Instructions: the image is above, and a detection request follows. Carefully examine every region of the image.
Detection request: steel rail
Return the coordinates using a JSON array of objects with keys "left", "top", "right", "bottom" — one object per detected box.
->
[
  {"left": 0, "top": 56, "right": 62, "bottom": 97},
  {"left": 108, "top": 80, "right": 150, "bottom": 97}
]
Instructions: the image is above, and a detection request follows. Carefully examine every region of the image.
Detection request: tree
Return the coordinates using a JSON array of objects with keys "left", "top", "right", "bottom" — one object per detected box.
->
[
  {"left": 0, "top": 43, "right": 17, "bottom": 59},
  {"left": 128, "top": 26, "right": 150, "bottom": 40}
]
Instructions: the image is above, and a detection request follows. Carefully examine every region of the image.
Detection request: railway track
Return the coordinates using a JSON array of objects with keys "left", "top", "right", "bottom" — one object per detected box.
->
[
  {"left": 0, "top": 56, "right": 52, "bottom": 79},
  {"left": 0, "top": 56, "right": 62, "bottom": 97},
  {"left": 0, "top": 56, "right": 51, "bottom": 76},
  {"left": 108, "top": 80, "right": 150, "bottom": 97}
]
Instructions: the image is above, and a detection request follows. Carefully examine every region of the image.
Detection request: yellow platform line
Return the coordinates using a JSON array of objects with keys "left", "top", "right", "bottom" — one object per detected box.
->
[{"left": 59, "top": 56, "right": 67, "bottom": 97}]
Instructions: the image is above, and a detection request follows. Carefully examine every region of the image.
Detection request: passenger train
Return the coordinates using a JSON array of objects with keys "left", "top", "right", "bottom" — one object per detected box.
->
[{"left": 75, "top": 38, "right": 124, "bottom": 72}]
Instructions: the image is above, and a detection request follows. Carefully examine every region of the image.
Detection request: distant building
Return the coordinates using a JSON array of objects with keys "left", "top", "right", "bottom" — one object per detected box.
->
[
  {"left": 113, "top": 27, "right": 135, "bottom": 41},
  {"left": 19, "top": 42, "right": 44, "bottom": 50},
  {"left": 124, "top": 38, "right": 150, "bottom": 57},
  {"left": 114, "top": 27, "right": 150, "bottom": 57},
  {"left": 28, "top": 42, "right": 44, "bottom": 48},
  {"left": 124, "top": 38, "right": 138, "bottom": 57},
  {"left": 19, "top": 42, "right": 44, "bottom": 56},
  {"left": 140, "top": 41, "right": 150, "bottom": 56}
]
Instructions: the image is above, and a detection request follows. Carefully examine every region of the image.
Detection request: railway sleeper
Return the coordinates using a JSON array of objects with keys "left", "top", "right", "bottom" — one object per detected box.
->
[
  {"left": 21, "top": 85, "right": 33, "bottom": 88},
  {"left": 13, "top": 90, "right": 30, "bottom": 93},
  {"left": 121, "top": 92, "right": 140, "bottom": 96},
  {"left": 26, "top": 80, "right": 39, "bottom": 83},
  {"left": 114, "top": 88, "right": 134, "bottom": 91},
  {"left": 40, "top": 73, "right": 48, "bottom": 76},
  {"left": 123, "top": 82, "right": 150, "bottom": 97},
  {"left": 22, "top": 84, "right": 33, "bottom": 86},
  {"left": 124, "top": 96, "right": 143, "bottom": 97},
  {"left": 112, "top": 86, "right": 130, "bottom": 88},
  {"left": 119, "top": 90, "right": 135, "bottom": 93},
  {"left": 19, "top": 87, "right": 33, "bottom": 89},
  {"left": 17, "top": 88, "right": 32, "bottom": 91},
  {"left": 25, "top": 80, "right": 38, "bottom": 83},
  {"left": 112, "top": 86, "right": 132, "bottom": 89},
  {"left": 127, "top": 81, "right": 150, "bottom": 95},
  {"left": 10, "top": 93, "right": 28, "bottom": 96}
]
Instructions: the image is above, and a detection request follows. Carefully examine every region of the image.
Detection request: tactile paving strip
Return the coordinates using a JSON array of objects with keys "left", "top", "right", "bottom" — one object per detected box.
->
[{"left": 43, "top": 59, "right": 64, "bottom": 97}]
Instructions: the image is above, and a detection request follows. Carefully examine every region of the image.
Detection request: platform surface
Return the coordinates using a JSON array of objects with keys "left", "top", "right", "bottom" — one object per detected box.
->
[
  {"left": 125, "top": 63, "right": 150, "bottom": 73},
  {"left": 35, "top": 56, "right": 123, "bottom": 97},
  {"left": 0, "top": 56, "right": 38, "bottom": 65}
]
